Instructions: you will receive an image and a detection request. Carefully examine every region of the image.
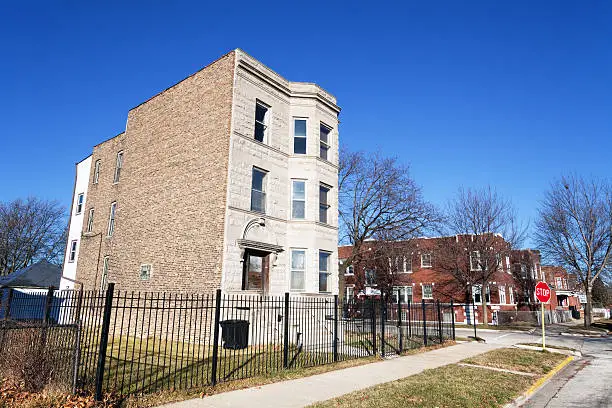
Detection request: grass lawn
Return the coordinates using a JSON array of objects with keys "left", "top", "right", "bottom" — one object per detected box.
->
[
  {"left": 309, "top": 348, "right": 568, "bottom": 408},
  {"left": 517, "top": 343, "right": 576, "bottom": 351},
  {"left": 462, "top": 348, "right": 567, "bottom": 375}
]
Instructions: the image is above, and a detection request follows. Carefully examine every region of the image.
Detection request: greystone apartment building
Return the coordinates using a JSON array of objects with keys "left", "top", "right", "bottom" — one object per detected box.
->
[{"left": 61, "top": 49, "right": 341, "bottom": 297}]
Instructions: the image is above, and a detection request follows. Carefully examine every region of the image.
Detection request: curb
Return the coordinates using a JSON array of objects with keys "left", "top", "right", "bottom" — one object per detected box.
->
[
  {"left": 514, "top": 344, "right": 582, "bottom": 357},
  {"left": 505, "top": 355, "right": 575, "bottom": 407}
]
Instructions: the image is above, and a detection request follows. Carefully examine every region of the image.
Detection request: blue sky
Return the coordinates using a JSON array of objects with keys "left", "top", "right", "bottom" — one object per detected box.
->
[{"left": 1, "top": 1, "right": 610, "bottom": 245}]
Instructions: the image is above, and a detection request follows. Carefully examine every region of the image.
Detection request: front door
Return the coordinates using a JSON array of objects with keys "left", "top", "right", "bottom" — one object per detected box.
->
[{"left": 242, "top": 250, "right": 270, "bottom": 293}]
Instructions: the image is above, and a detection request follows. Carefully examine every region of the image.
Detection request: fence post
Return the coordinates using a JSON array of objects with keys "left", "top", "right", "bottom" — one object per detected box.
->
[
  {"left": 211, "top": 289, "right": 222, "bottom": 386},
  {"left": 408, "top": 300, "right": 412, "bottom": 338},
  {"left": 472, "top": 299, "right": 477, "bottom": 340},
  {"left": 397, "top": 296, "right": 403, "bottom": 354},
  {"left": 450, "top": 300, "right": 456, "bottom": 341},
  {"left": 43, "top": 286, "right": 55, "bottom": 324},
  {"left": 72, "top": 289, "right": 84, "bottom": 394},
  {"left": 283, "top": 292, "right": 290, "bottom": 368},
  {"left": 3, "top": 288, "right": 13, "bottom": 320},
  {"left": 380, "top": 295, "right": 385, "bottom": 357},
  {"left": 437, "top": 300, "right": 443, "bottom": 344},
  {"left": 94, "top": 283, "right": 115, "bottom": 401},
  {"left": 422, "top": 300, "right": 427, "bottom": 346},
  {"left": 370, "top": 299, "right": 377, "bottom": 355},
  {"left": 333, "top": 294, "right": 338, "bottom": 362}
]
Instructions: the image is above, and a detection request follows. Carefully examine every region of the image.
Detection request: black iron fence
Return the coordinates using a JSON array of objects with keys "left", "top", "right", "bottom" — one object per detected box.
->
[{"left": 0, "top": 285, "right": 455, "bottom": 399}]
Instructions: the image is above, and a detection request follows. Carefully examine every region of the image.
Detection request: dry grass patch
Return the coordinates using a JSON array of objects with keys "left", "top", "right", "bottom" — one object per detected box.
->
[
  {"left": 309, "top": 365, "right": 532, "bottom": 408},
  {"left": 462, "top": 348, "right": 566, "bottom": 375},
  {"left": 517, "top": 343, "right": 576, "bottom": 351}
]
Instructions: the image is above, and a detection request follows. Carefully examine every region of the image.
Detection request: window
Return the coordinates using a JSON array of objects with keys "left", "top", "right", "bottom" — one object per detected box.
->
[
  {"left": 509, "top": 287, "right": 515, "bottom": 304},
  {"left": 291, "top": 249, "right": 306, "bottom": 291},
  {"left": 422, "top": 284, "right": 433, "bottom": 299},
  {"left": 402, "top": 256, "right": 412, "bottom": 273},
  {"left": 100, "top": 256, "right": 109, "bottom": 291},
  {"left": 293, "top": 119, "right": 307, "bottom": 154},
  {"left": 86, "top": 208, "right": 94, "bottom": 233},
  {"left": 250, "top": 167, "right": 267, "bottom": 213},
  {"left": 365, "top": 269, "right": 376, "bottom": 286},
  {"left": 472, "top": 285, "right": 490, "bottom": 304},
  {"left": 291, "top": 180, "right": 306, "bottom": 219},
  {"left": 556, "top": 277, "right": 563, "bottom": 289},
  {"left": 319, "top": 251, "right": 331, "bottom": 292},
  {"left": 505, "top": 256, "right": 511, "bottom": 273},
  {"left": 76, "top": 193, "right": 84, "bottom": 214},
  {"left": 68, "top": 240, "right": 78, "bottom": 262},
  {"left": 254, "top": 101, "right": 269, "bottom": 143},
  {"left": 107, "top": 202, "right": 117, "bottom": 237},
  {"left": 421, "top": 253, "right": 432, "bottom": 268},
  {"left": 393, "top": 286, "right": 413, "bottom": 303},
  {"left": 345, "top": 286, "right": 354, "bottom": 303},
  {"left": 140, "top": 264, "right": 151, "bottom": 281},
  {"left": 470, "top": 251, "right": 481, "bottom": 271},
  {"left": 93, "top": 160, "right": 101, "bottom": 184},
  {"left": 499, "top": 286, "right": 506, "bottom": 304},
  {"left": 344, "top": 264, "right": 354, "bottom": 276},
  {"left": 113, "top": 151, "right": 124, "bottom": 183},
  {"left": 319, "top": 184, "right": 330, "bottom": 224},
  {"left": 319, "top": 123, "right": 331, "bottom": 160}
]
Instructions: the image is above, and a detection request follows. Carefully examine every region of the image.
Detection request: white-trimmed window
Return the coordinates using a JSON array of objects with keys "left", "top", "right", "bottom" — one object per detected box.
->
[
  {"left": 365, "top": 269, "right": 376, "bottom": 286},
  {"left": 68, "top": 240, "right": 78, "bottom": 262},
  {"left": 254, "top": 100, "right": 269, "bottom": 143},
  {"left": 93, "top": 160, "right": 101, "bottom": 184},
  {"left": 345, "top": 285, "right": 355, "bottom": 303},
  {"left": 250, "top": 167, "right": 267, "bottom": 213},
  {"left": 107, "top": 201, "right": 117, "bottom": 237},
  {"left": 472, "top": 285, "right": 491, "bottom": 304},
  {"left": 291, "top": 180, "right": 306, "bottom": 219},
  {"left": 505, "top": 256, "right": 511, "bottom": 273},
  {"left": 100, "top": 256, "right": 109, "bottom": 291},
  {"left": 556, "top": 277, "right": 563, "bottom": 289},
  {"left": 344, "top": 264, "right": 354, "bottom": 276},
  {"left": 402, "top": 256, "right": 412, "bottom": 273},
  {"left": 86, "top": 208, "right": 94, "bottom": 233},
  {"left": 140, "top": 264, "right": 152, "bottom": 281},
  {"left": 76, "top": 193, "right": 84, "bottom": 215},
  {"left": 499, "top": 286, "right": 506, "bottom": 304},
  {"left": 113, "top": 151, "right": 123, "bottom": 183},
  {"left": 319, "top": 123, "right": 331, "bottom": 160},
  {"left": 294, "top": 118, "right": 307, "bottom": 154},
  {"left": 470, "top": 251, "right": 481, "bottom": 271},
  {"left": 290, "top": 249, "right": 305, "bottom": 291},
  {"left": 421, "top": 253, "right": 432, "bottom": 268},
  {"left": 319, "top": 184, "right": 331, "bottom": 224},
  {"left": 422, "top": 284, "right": 433, "bottom": 299},
  {"left": 392, "top": 286, "right": 413, "bottom": 303},
  {"left": 509, "top": 286, "right": 515, "bottom": 304},
  {"left": 319, "top": 251, "right": 331, "bottom": 292}
]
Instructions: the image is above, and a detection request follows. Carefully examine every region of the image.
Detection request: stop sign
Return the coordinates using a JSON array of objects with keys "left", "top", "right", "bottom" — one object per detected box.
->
[{"left": 535, "top": 281, "right": 551, "bottom": 303}]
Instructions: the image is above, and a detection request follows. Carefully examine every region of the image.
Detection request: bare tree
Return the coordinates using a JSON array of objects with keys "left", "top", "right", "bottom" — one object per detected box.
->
[
  {"left": 535, "top": 175, "right": 612, "bottom": 327},
  {"left": 339, "top": 147, "right": 439, "bottom": 293},
  {"left": 439, "top": 187, "right": 525, "bottom": 325},
  {"left": 0, "top": 197, "right": 67, "bottom": 276}
]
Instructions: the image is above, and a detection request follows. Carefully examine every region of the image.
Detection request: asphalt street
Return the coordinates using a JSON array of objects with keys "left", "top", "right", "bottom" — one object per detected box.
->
[{"left": 455, "top": 325, "right": 612, "bottom": 407}]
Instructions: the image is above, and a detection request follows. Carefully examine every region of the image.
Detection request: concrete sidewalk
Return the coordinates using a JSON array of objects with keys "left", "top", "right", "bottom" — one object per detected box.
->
[{"left": 161, "top": 342, "right": 502, "bottom": 408}]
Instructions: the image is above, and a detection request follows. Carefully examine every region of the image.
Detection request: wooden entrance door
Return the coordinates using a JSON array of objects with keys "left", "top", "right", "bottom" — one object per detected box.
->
[{"left": 242, "top": 250, "right": 270, "bottom": 293}]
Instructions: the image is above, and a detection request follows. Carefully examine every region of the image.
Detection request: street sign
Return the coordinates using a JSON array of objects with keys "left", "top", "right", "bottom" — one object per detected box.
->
[{"left": 535, "top": 281, "right": 551, "bottom": 303}]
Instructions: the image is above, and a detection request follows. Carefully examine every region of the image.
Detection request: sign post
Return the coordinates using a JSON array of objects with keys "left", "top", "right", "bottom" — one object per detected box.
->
[{"left": 535, "top": 281, "right": 551, "bottom": 351}]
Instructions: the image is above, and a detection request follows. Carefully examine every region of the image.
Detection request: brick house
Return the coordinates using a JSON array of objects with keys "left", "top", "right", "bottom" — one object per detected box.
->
[{"left": 61, "top": 49, "right": 341, "bottom": 296}]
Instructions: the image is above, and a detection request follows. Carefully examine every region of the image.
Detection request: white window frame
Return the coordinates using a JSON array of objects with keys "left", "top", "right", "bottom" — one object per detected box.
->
[
  {"left": 250, "top": 167, "right": 267, "bottom": 214},
  {"left": 499, "top": 286, "right": 506, "bottom": 304},
  {"left": 86, "top": 208, "right": 94, "bottom": 233},
  {"left": 344, "top": 264, "right": 354, "bottom": 276},
  {"left": 113, "top": 151, "right": 123, "bottom": 184},
  {"left": 291, "top": 180, "right": 306, "bottom": 220},
  {"left": 556, "top": 277, "right": 562, "bottom": 289},
  {"left": 293, "top": 118, "right": 307, "bottom": 155},
  {"left": 319, "top": 183, "right": 331, "bottom": 224},
  {"left": 319, "top": 250, "right": 331, "bottom": 293},
  {"left": 68, "top": 240, "right": 78, "bottom": 262},
  {"left": 401, "top": 255, "right": 412, "bottom": 273},
  {"left": 509, "top": 286, "right": 515, "bottom": 304},
  {"left": 319, "top": 122, "right": 331, "bottom": 161},
  {"left": 100, "top": 256, "right": 109, "bottom": 291},
  {"left": 93, "top": 159, "right": 101, "bottom": 184},
  {"left": 472, "top": 284, "right": 491, "bottom": 304},
  {"left": 290, "top": 249, "right": 306, "bottom": 291},
  {"left": 392, "top": 286, "right": 413, "bottom": 303},
  {"left": 345, "top": 285, "right": 355, "bottom": 303},
  {"left": 107, "top": 201, "right": 117, "bottom": 237},
  {"left": 76, "top": 193, "right": 84, "bottom": 215},
  {"left": 254, "top": 100, "right": 270, "bottom": 143},
  {"left": 470, "top": 251, "right": 481, "bottom": 271},
  {"left": 421, "top": 253, "right": 432, "bottom": 268},
  {"left": 422, "top": 283, "right": 433, "bottom": 299},
  {"left": 140, "top": 264, "right": 152, "bottom": 281}
]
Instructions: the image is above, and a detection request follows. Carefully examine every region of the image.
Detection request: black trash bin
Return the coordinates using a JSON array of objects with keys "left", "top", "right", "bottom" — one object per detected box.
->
[
  {"left": 572, "top": 309, "right": 581, "bottom": 319},
  {"left": 220, "top": 319, "right": 249, "bottom": 349}
]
